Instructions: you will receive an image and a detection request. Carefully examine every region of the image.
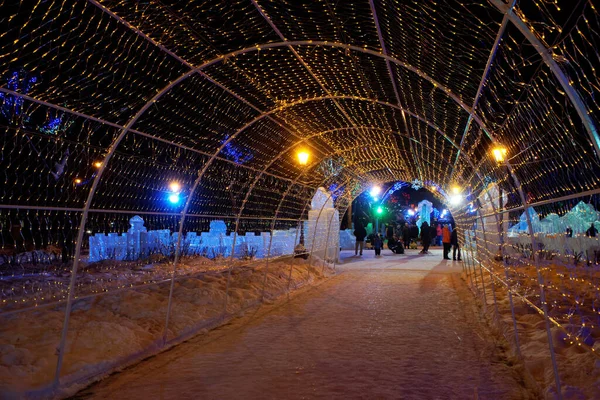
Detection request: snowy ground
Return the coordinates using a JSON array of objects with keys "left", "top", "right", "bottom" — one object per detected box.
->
[
  {"left": 74, "top": 247, "right": 534, "bottom": 400},
  {"left": 472, "top": 256, "right": 600, "bottom": 399},
  {"left": 0, "top": 256, "right": 333, "bottom": 398}
]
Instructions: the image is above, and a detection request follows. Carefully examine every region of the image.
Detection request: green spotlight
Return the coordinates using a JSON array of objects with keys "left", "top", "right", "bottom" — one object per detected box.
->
[{"left": 376, "top": 206, "right": 383, "bottom": 215}]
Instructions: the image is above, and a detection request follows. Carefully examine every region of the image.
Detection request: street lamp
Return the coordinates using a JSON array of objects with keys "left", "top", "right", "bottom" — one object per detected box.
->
[
  {"left": 169, "top": 181, "right": 181, "bottom": 193},
  {"left": 449, "top": 185, "right": 463, "bottom": 206},
  {"left": 297, "top": 150, "right": 310, "bottom": 166},
  {"left": 492, "top": 145, "right": 508, "bottom": 261},
  {"left": 492, "top": 146, "right": 508, "bottom": 163},
  {"left": 369, "top": 186, "right": 382, "bottom": 197}
]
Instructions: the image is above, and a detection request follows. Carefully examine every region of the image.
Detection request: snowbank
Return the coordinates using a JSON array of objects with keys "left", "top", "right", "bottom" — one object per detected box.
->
[
  {"left": 0, "top": 257, "right": 335, "bottom": 398},
  {"left": 466, "top": 259, "right": 600, "bottom": 398}
]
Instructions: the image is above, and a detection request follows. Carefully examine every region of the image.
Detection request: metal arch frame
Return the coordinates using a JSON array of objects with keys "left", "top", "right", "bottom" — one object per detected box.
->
[
  {"left": 0, "top": 87, "right": 315, "bottom": 189},
  {"left": 451, "top": 0, "right": 517, "bottom": 181},
  {"left": 52, "top": 70, "right": 196, "bottom": 384},
  {"left": 172, "top": 94, "right": 479, "bottom": 267},
  {"left": 248, "top": 0, "right": 391, "bottom": 178},
  {"left": 48, "top": 2, "right": 580, "bottom": 389},
  {"left": 489, "top": 0, "right": 600, "bottom": 159},
  {"left": 368, "top": 0, "right": 423, "bottom": 182},
  {"left": 216, "top": 91, "right": 503, "bottom": 238}
]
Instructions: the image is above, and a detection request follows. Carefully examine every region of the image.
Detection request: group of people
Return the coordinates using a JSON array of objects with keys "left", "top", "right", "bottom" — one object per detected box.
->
[
  {"left": 353, "top": 221, "right": 461, "bottom": 261},
  {"left": 418, "top": 222, "right": 461, "bottom": 260}
]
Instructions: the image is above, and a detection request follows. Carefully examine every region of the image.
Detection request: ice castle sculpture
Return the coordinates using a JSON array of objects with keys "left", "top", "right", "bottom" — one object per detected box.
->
[
  {"left": 507, "top": 207, "right": 541, "bottom": 236},
  {"left": 89, "top": 216, "right": 299, "bottom": 262},
  {"left": 560, "top": 201, "right": 599, "bottom": 234},
  {"left": 507, "top": 201, "right": 599, "bottom": 236}
]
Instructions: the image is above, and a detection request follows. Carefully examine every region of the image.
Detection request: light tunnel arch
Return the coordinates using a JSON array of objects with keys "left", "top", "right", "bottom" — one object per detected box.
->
[{"left": 4, "top": 2, "right": 600, "bottom": 395}]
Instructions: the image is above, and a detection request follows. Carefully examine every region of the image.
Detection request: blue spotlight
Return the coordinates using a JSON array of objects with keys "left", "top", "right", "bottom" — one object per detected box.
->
[{"left": 168, "top": 193, "right": 180, "bottom": 204}]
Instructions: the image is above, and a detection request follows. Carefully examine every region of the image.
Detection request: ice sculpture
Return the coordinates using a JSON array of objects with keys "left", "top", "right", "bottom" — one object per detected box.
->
[
  {"left": 305, "top": 187, "right": 339, "bottom": 262},
  {"left": 507, "top": 207, "right": 541, "bottom": 236},
  {"left": 560, "top": 201, "right": 599, "bottom": 234},
  {"left": 540, "top": 213, "right": 562, "bottom": 234},
  {"left": 89, "top": 216, "right": 299, "bottom": 262},
  {"left": 416, "top": 200, "right": 432, "bottom": 233}
]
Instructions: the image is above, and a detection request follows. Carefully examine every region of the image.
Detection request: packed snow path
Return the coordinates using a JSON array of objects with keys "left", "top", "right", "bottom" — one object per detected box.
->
[{"left": 76, "top": 248, "right": 530, "bottom": 399}]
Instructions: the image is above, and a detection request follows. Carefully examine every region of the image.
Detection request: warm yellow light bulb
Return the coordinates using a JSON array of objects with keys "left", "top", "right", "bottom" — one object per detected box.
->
[
  {"left": 492, "top": 146, "right": 508, "bottom": 163},
  {"left": 93, "top": 161, "right": 102, "bottom": 168},
  {"left": 297, "top": 151, "right": 309, "bottom": 165},
  {"left": 451, "top": 186, "right": 461, "bottom": 194},
  {"left": 74, "top": 178, "right": 82, "bottom": 184},
  {"left": 169, "top": 181, "right": 181, "bottom": 193}
]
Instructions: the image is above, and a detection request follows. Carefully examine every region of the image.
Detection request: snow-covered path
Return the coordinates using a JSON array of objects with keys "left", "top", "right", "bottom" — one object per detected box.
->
[{"left": 75, "top": 249, "right": 530, "bottom": 399}]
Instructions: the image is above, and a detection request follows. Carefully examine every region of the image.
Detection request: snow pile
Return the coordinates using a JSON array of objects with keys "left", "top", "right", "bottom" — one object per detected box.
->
[
  {"left": 0, "top": 257, "right": 335, "bottom": 396},
  {"left": 468, "top": 260, "right": 600, "bottom": 398}
]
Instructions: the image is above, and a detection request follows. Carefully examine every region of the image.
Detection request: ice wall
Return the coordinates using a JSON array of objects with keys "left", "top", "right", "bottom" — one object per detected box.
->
[{"left": 89, "top": 217, "right": 299, "bottom": 262}]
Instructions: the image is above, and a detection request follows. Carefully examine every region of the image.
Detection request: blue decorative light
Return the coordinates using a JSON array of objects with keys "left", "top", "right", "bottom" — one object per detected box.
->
[
  {"left": 219, "top": 135, "right": 253, "bottom": 165},
  {"left": 411, "top": 179, "right": 423, "bottom": 190},
  {"left": 327, "top": 183, "right": 340, "bottom": 201},
  {"left": 168, "top": 193, "right": 180, "bottom": 204},
  {"left": 39, "top": 113, "right": 72, "bottom": 135},
  {"left": 0, "top": 69, "right": 38, "bottom": 120}
]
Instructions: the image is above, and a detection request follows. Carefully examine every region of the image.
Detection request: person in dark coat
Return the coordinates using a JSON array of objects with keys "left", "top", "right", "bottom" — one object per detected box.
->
[
  {"left": 586, "top": 223, "right": 598, "bottom": 237},
  {"left": 385, "top": 224, "right": 394, "bottom": 241},
  {"left": 388, "top": 235, "right": 404, "bottom": 254},
  {"left": 566, "top": 227, "right": 573, "bottom": 238},
  {"left": 372, "top": 233, "right": 383, "bottom": 256},
  {"left": 419, "top": 221, "right": 431, "bottom": 254},
  {"left": 410, "top": 224, "right": 419, "bottom": 245},
  {"left": 354, "top": 224, "right": 367, "bottom": 256},
  {"left": 450, "top": 227, "right": 461, "bottom": 261},
  {"left": 402, "top": 224, "right": 410, "bottom": 248},
  {"left": 429, "top": 224, "right": 437, "bottom": 247}
]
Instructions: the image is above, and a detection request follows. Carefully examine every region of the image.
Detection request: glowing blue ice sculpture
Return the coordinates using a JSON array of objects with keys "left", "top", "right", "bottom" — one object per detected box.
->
[{"left": 416, "top": 200, "right": 432, "bottom": 233}]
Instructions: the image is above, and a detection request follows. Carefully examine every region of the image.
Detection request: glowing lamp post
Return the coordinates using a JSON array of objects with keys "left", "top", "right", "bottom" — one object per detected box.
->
[
  {"left": 448, "top": 186, "right": 463, "bottom": 207},
  {"left": 369, "top": 186, "right": 382, "bottom": 197},
  {"left": 168, "top": 181, "right": 182, "bottom": 205},
  {"left": 492, "top": 146, "right": 508, "bottom": 164},
  {"left": 297, "top": 150, "right": 310, "bottom": 166},
  {"left": 374, "top": 205, "right": 384, "bottom": 233},
  {"left": 492, "top": 145, "right": 509, "bottom": 260},
  {"left": 169, "top": 181, "right": 181, "bottom": 193}
]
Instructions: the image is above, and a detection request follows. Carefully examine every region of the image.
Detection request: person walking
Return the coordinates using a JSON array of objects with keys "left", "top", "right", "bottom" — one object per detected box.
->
[
  {"left": 450, "top": 226, "right": 461, "bottom": 261},
  {"left": 429, "top": 223, "right": 437, "bottom": 248},
  {"left": 442, "top": 224, "right": 452, "bottom": 260},
  {"left": 420, "top": 221, "right": 431, "bottom": 254},
  {"left": 586, "top": 223, "right": 598, "bottom": 237},
  {"left": 372, "top": 233, "right": 383, "bottom": 256},
  {"left": 410, "top": 224, "right": 419, "bottom": 247},
  {"left": 385, "top": 224, "right": 394, "bottom": 241},
  {"left": 436, "top": 223, "right": 443, "bottom": 246},
  {"left": 402, "top": 224, "right": 410, "bottom": 248},
  {"left": 354, "top": 224, "right": 367, "bottom": 256}
]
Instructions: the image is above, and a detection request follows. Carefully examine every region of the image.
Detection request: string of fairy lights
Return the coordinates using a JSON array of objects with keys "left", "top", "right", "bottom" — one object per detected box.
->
[{"left": 1, "top": 0, "right": 600, "bottom": 391}]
